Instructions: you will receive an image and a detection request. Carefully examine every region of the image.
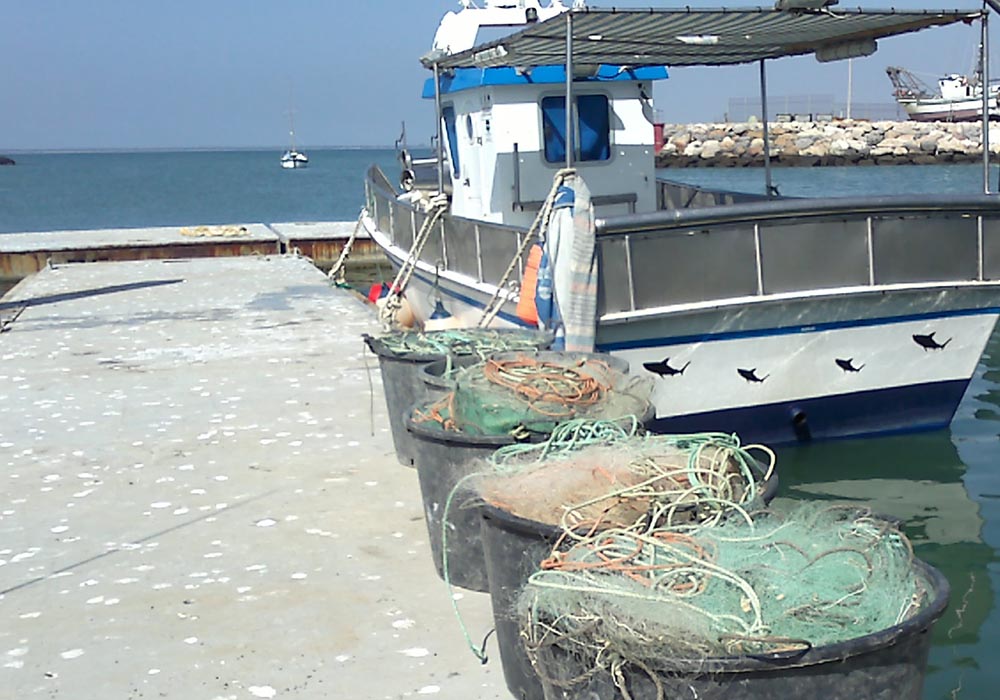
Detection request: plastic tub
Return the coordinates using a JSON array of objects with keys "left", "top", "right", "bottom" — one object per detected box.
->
[
  {"left": 364, "top": 330, "right": 554, "bottom": 467},
  {"left": 420, "top": 355, "right": 481, "bottom": 401},
  {"left": 363, "top": 333, "right": 442, "bottom": 467},
  {"left": 480, "top": 464, "right": 779, "bottom": 700},
  {"left": 362, "top": 328, "right": 552, "bottom": 467},
  {"left": 524, "top": 558, "right": 948, "bottom": 700},
  {"left": 407, "top": 413, "right": 522, "bottom": 592}
]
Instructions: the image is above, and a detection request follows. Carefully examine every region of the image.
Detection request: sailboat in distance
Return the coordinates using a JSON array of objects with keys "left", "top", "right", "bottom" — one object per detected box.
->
[{"left": 280, "top": 106, "right": 309, "bottom": 169}]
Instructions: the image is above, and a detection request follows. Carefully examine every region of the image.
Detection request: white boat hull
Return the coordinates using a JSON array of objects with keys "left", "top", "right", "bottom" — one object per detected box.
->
[
  {"left": 367, "top": 214, "right": 1000, "bottom": 444},
  {"left": 899, "top": 96, "right": 999, "bottom": 122}
]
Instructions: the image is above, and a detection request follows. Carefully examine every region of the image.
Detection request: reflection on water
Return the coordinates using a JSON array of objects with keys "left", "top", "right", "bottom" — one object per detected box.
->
[{"left": 773, "top": 336, "right": 1000, "bottom": 700}]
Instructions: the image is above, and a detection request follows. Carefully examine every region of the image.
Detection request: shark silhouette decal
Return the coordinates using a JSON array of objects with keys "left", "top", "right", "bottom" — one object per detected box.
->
[
  {"left": 913, "top": 332, "right": 952, "bottom": 351},
  {"left": 643, "top": 358, "right": 690, "bottom": 378},
  {"left": 835, "top": 358, "right": 864, "bottom": 373},
  {"left": 737, "top": 368, "right": 768, "bottom": 383}
]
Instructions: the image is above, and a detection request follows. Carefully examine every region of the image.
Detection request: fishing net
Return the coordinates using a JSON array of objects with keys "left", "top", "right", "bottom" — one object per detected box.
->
[
  {"left": 519, "top": 503, "right": 930, "bottom": 688},
  {"left": 415, "top": 353, "right": 651, "bottom": 437},
  {"left": 368, "top": 327, "right": 552, "bottom": 361},
  {"left": 477, "top": 432, "right": 775, "bottom": 533}
]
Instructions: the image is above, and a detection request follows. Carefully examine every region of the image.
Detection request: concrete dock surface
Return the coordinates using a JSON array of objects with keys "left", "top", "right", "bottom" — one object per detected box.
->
[{"left": 0, "top": 255, "right": 506, "bottom": 699}]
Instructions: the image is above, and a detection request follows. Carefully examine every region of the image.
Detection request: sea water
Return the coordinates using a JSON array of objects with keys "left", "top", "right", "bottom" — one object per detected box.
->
[
  {"left": 0, "top": 149, "right": 403, "bottom": 233},
  {"left": 2, "top": 151, "right": 999, "bottom": 699}
]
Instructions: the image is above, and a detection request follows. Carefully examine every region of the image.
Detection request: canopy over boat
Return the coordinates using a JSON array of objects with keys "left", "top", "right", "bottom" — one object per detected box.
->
[{"left": 425, "top": 6, "right": 983, "bottom": 69}]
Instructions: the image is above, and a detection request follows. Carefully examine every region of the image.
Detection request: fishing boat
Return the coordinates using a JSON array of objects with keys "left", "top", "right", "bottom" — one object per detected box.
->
[
  {"left": 887, "top": 65, "right": 1000, "bottom": 122},
  {"left": 363, "top": 0, "right": 1000, "bottom": 445}
]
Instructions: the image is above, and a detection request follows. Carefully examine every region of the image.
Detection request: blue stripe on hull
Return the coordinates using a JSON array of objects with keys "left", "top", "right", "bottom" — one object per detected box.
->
[
  {"left": 647, "top": 379, "right": 971, "bottom": 446},
  {"left": 600, "top": 307, "right": 1000, "bottom": 351}
]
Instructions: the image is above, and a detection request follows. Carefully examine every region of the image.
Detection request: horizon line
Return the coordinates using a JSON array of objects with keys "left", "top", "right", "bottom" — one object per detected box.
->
[{"left": 0, "top": 144, "right": 433, "bottom": 155}]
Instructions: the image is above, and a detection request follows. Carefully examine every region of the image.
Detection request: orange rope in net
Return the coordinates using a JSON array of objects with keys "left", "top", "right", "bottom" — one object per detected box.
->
[
  {"left": 482, "top": 357, "right": 609, "bottom": 418},
  {"left": 540, "top": 530, "right": 717, "bottom": 595}
]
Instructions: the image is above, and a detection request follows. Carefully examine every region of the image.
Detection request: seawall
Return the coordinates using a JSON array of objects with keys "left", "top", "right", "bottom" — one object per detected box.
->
[{"left": 656, "top": 119, "right": 1000, "bottom": 168}]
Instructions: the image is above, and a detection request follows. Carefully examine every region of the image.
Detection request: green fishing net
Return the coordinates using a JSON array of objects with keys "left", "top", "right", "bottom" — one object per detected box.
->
[
  {"left": 519, "top": 503, "right": 929, "bottom": 674},
  {"left": 370, "top": 327, "right": 552, "bottom": 359},
  {"left": 440, "top": 353, "right": 652, "bottom": 437}
]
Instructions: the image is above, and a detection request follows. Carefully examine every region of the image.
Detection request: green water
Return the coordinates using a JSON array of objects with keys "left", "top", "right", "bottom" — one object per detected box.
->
[{"left": 773, "top": 331, "right": 1000, "bottom": 699}]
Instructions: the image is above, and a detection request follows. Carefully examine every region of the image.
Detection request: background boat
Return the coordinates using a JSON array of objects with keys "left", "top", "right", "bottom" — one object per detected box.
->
[
  {"left": 887, "top": 65, "right": 1000, "bottom": 122},
  {"left": 280, "top": 105, "right": 308, "bottom": 169}
]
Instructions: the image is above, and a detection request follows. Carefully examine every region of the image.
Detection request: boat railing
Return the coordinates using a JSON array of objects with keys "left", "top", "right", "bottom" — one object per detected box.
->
[
  {"left": 657, "top": 177, "right": 772, "bottom": 211},
  {"left": 366, "top": 165, "right": 531, "bottom": 286},
  {"left": 595, "top": 195, "right": 1000, "bottom": 317}
]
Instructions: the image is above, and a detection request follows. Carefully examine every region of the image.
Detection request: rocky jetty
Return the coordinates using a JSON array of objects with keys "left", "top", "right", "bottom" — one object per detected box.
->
[
  {"left": 0, "top": 156, "right": 15, "bottom": 166},
  {"left": 656, "top": 119, "right": 1000, "bottom": 168}
]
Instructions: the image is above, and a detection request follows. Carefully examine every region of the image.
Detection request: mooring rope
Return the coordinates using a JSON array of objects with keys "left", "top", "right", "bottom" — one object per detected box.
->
[
  {"left": 379, "top": 193, "right": 449, "bottom": 330},
  {"left": 327, "top": 210, "right": 365, "bottom": 286}
]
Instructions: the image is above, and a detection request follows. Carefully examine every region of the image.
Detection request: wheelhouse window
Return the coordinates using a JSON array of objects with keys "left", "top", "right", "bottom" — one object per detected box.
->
[
  {"left": 540, "top": 94, "right": 611, "bottom": 164},
  {"left": 442, "top": 105, "right": 461, "bottom": 177}
]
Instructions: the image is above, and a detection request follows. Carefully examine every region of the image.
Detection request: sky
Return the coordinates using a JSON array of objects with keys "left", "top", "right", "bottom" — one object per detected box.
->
[{"left": 0, "top": 0, "right": 995, "bottom": 151}]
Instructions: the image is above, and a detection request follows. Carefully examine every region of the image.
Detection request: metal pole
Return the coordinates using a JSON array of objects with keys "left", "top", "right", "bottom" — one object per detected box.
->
[
  {"left": 760, "top": 60, "right": 774, "bottom": 198},
  {"left": 983, "top": 8, "right": 991, "bottom": 194},
  {"left": 565, "top": 11, "right": 574, "bottom": 169},
  {"left": 847, "top": 58, "right": 853, "bottom": 119},
  {"left": 434, "top": 62, "right": 445, "bottom": 194}
]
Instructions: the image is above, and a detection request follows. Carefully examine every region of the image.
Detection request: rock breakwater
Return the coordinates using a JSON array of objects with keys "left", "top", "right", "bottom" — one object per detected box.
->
[{"left": 656, "top": 119, "right": 1000, "bottom": 167}]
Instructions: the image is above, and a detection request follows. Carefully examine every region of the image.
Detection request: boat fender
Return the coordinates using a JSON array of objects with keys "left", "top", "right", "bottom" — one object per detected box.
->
[
  {"left": 367, "top": 282, "right": 387, "bottom": 304},
  {"left": 516, "top": 243, "right": 543, "bottom": 325},
  {"left": 425, "top": 301, "right": 461, "bottom": 331},
  {"left": 396, "top": 296, "right": 416, "bottom": 328}
]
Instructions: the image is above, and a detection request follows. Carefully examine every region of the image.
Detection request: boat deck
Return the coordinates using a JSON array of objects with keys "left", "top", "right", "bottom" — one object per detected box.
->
[{"left": 0, "top": 255, "right": 506, "bottom": 698}]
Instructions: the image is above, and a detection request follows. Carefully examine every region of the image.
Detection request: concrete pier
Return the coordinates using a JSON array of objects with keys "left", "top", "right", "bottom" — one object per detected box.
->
[
  {"left": 0, "top": 255, "right": 506, "bottom": 699},
  {"left": 0, "top": 222, "right": 381, "bottom": 290}
]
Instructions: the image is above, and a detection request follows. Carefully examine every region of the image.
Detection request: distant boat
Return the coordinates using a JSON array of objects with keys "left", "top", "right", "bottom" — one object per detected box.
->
[
  {"left": 280, "top": 107, "right": 308, "bottom": 169},
  {"left": 887, "top": 65, "right": 1000, "bottom": 122},
  {"left": 280, "top": 148, "right": 309, "bottom": 169}
]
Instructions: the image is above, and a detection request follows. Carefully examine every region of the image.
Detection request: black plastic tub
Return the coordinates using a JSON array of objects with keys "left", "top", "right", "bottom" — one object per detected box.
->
[
  {"left": 363, "top": 330, "right": 553, "bottom": 467},
  {"left": 407, "top": 354, "right": 651, "bottom": 593},
  {"left": 363, "top": 334, "right": 442, "bottom": 467},
  {"left": 523, "top": 557, "right": 948, "bottom": 700},
  {"left": 480, "top": 466, "right": 780, "bottom": 700},
  {"left": 420, "top": 355, "right": 481, "bottom": 401},
  {"left": 407, "top": 413, "right": 523, "bottom": 593}
]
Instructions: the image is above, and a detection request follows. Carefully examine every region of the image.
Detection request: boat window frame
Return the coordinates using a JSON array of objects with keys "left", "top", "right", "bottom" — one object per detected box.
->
[
  {"left": 441, "top": 103, "right": 462, "bottom": 178},
  {"left": 538, "top": 91, "right": 614, "bottom": 167}
]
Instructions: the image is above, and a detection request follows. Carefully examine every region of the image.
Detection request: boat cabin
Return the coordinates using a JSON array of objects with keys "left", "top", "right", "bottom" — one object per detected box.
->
[{"left": 421, "top": 0, "right": 665, "bottom": 227}]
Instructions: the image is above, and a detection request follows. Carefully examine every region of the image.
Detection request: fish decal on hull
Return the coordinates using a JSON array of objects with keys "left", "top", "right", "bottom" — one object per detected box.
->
[
  {"left": 913, "top": 332, "right": 952, "bottom": 351},
  {"left": 643, "top": 358, "right": 690, "bottom": 378},
  {"left": 835, "top": 358, "right": 864, "bottom": 373},
  {"left": 737, "top": 368, "right": 768, "bottom": 383}
]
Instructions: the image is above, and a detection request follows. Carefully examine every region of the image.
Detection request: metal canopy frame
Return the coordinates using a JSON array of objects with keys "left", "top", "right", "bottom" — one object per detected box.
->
[
  {"left": 427, "top": 7, "right": 983, "bottom": 70},
  {"left": 423, "top": 5, "right": 996, "bottom": 198}
]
